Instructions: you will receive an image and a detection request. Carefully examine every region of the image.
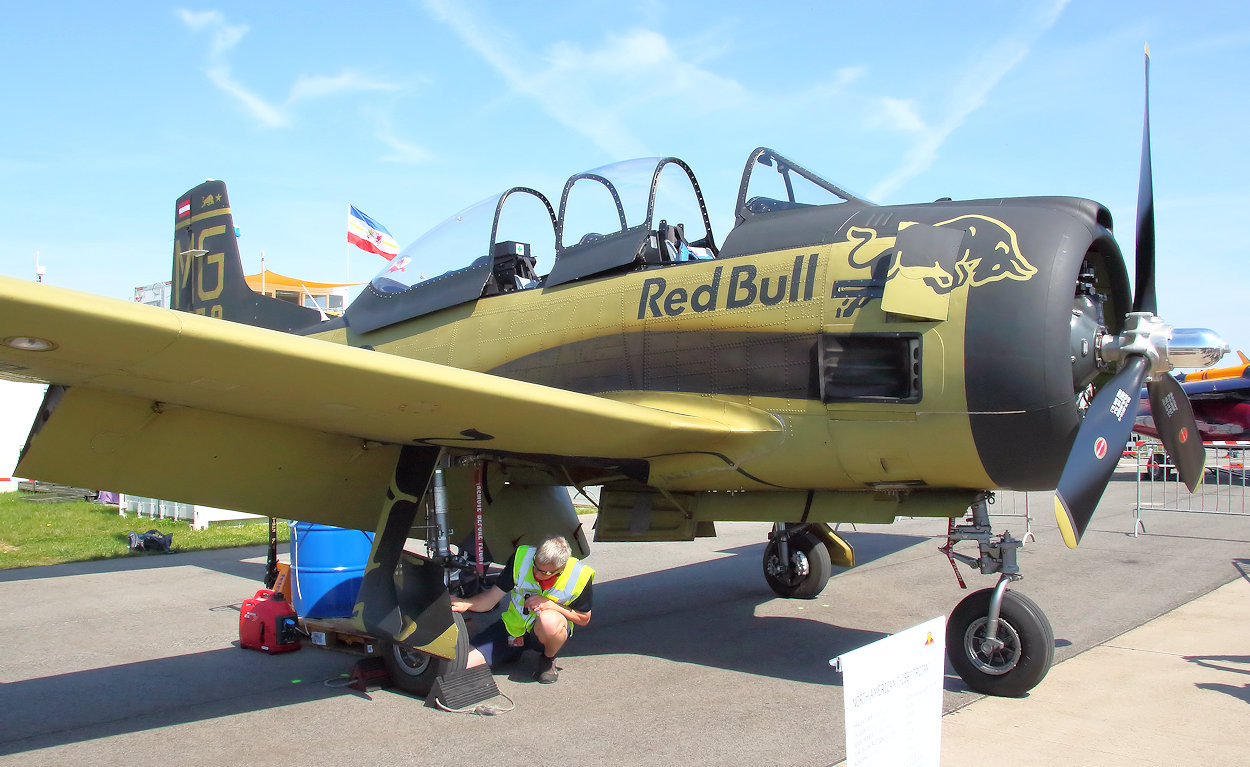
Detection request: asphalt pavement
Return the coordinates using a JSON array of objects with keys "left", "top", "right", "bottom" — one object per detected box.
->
[{"left": 0, "top": 461, "right": 1246, "bottom": 766}]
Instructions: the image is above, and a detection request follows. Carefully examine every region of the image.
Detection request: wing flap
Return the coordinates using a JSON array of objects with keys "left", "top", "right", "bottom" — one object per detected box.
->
[{"left": 18, "top": 386, "right": 398, "bottom": 528}]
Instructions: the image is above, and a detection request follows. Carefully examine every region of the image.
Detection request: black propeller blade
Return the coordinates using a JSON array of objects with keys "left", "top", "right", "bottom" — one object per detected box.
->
[
  {"left": 1133, "top": 46, "right": 1156, "bottom": 315},
  {"left": 1053, "top": 46, "right": 1207, "bottom": 547},
  {"left": 1146, "top": 374, "right": 1205, "bottom": 491},
  {"left": 1054, "top": 356, "right": 1148, "bottom": 548}
]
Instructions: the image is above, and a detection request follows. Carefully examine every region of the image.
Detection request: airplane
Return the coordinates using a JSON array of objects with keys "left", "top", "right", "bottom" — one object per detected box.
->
[
  {"left": 0, "top": 51, "right": 1228, "bottom": 699},
  {"left": 1176, "top": 350, "right": 1249, "bottom": 383},
  {"left": 1133, "top": 356, "right": 1250, "bottom": 477},
  {"left": 1135, "top": 367, "right": 1250, "bottom": 445}
]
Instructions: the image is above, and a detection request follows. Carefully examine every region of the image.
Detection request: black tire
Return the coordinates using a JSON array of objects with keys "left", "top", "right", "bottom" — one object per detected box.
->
[
  {"left": 1151, "top": 453, "right": 1167, "bottom": 482},
  {"left": 947, "top": 588, "right": 1054, "bottom": 697},
  {"left": 380, "top": 611, "right": 469, "bottom": 697},
  {"left": 763, "top": 529, "right": 832, "bottom": 599}
]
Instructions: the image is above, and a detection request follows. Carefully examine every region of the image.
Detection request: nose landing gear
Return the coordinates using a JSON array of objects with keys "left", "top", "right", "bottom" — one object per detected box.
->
[{"left": 941, "top": 494, "right": 1055, "bottom": 696}]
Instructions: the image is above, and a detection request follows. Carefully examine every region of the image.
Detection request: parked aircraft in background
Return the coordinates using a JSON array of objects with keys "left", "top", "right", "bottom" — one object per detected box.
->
[
  {"left": 1177, "top": 351, "right": 1248, "bottom": 383},
  {"left": 1135, "top": 363, "right": 1250, "bottom": 443}
]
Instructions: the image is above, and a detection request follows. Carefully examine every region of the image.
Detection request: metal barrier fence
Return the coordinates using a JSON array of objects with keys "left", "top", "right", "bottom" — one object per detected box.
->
[
  {"left": 117, "top": 493, "right": 265, "bottom": 530},
  {"left": 986, "top": 490, "right": 1036, "bottom": 544},
  {"left": 1133, "top": 441, "right": 1249, "bottom": 535}
]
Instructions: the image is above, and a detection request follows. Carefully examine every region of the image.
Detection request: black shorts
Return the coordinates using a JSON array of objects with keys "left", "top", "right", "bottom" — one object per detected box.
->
[{"left": 468, "top": 619, "right": 545, "bottom": 665}]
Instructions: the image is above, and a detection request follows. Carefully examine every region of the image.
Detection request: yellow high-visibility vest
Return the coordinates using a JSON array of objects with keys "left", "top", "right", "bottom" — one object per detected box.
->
[{"left": 500, "top": 544, "right": 594, "bottom": 636}]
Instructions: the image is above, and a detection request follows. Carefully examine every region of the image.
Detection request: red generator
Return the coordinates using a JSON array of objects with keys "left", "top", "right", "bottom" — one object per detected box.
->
[{"left": 240, "top": 588, "right": 302, "bottom": 654}]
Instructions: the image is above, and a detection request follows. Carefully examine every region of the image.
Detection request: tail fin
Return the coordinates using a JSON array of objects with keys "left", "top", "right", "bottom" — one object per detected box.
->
[{"left": 172, "top": 180, "right": 322, "bottom": 332}]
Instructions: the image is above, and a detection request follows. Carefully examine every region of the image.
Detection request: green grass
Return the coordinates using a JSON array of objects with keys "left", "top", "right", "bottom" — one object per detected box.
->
[{"left": 0, "top": 491, "right": 288, "bottom": 570}]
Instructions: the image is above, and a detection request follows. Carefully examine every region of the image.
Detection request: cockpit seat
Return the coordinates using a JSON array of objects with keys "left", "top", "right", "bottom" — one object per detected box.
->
[
  {"left": 639, "top": 220, "right": 691, "bottom": 266},
  {"left": 485, "top": 240, "right": 539, "bottom": 295},
  {"left": 659, "top": 221, "right": 690, "bottom": 262}
]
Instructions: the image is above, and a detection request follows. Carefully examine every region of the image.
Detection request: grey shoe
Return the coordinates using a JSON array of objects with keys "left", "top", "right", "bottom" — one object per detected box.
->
[{"left": 535, "top": 655, "right": 558, "bottom": 684}]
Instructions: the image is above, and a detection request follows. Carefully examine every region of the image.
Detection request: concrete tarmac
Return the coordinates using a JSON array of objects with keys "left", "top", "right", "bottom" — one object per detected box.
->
[
  {"left": 939, "top": 575, "right": 1250, "bottom": 766},
  {"left": 0, "top": 462, "right": 1246, "bottom": 766}
]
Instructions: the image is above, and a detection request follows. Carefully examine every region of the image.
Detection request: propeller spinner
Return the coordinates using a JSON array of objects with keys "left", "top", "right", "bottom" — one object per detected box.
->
[{"left": 1053, "top": 48, "right": 1227, "bottom": 548}]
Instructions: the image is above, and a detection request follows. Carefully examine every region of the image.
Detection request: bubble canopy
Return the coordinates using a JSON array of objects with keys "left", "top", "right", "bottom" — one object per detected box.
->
[
  {"left": 344, "top": 149, "right": 840, "bottom": 334},
  {"left": 369, "top": 188, "right": 557, "bottom": 295}
]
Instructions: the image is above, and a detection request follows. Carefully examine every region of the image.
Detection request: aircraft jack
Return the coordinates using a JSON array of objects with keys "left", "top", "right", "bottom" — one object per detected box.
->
[{"left": 424, "top": 665, "right": 499, "bottom": 711}]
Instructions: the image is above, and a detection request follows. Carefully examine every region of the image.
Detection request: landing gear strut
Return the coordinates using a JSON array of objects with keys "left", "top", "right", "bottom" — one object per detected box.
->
[{"left": 941, "top": 494, "right": 1054, "bottom": 696}]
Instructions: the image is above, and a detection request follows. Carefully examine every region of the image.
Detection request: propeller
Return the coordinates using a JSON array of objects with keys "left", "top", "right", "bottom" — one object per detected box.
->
[{"left": 1053, "top": 47, "right": 1212, "bottom": 548}]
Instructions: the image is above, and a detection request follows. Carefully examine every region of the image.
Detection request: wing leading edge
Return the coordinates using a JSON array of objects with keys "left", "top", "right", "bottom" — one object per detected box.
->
[{"left": 1, "top": 277, "right": 782, "bottom": 519}]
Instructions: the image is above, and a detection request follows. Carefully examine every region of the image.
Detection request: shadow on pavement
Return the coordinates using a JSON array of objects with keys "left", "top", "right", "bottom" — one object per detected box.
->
[
  {"left": 494, "top": 531, "right": 930, "bottom": 687},
  {"left": 0, "top": 645, "right": 352, "bottom": 756},
  {"left": 0, "top": 530, "right": 931, "bottom": 753},
  {"left": 0, "top": 544, "right": 274, "bottom": 584}
]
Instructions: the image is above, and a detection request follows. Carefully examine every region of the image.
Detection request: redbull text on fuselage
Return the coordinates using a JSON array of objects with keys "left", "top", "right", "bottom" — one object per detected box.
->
[{"left": 637, "top": 253, "right": 818, "bottom": 319}]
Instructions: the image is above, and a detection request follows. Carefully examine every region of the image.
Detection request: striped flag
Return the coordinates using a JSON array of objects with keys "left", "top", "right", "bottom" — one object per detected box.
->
[{"left": 347, "top": 205, "right": 400, "bottom": 260}]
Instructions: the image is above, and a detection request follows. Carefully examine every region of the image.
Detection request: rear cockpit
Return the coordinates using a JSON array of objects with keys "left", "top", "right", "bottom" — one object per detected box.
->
[{"left": 545, "top": 157, "right": 717, "bottom": 287}]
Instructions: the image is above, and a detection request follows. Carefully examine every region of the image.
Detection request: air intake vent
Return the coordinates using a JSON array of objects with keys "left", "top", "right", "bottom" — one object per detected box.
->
[{"left": 818, "top": 333, "right": 921, "bottom": 403}]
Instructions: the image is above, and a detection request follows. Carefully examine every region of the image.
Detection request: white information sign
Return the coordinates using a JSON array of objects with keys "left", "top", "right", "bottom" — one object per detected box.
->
[{"left": 838, "top": 616, "right": 945, "bottom": 767}]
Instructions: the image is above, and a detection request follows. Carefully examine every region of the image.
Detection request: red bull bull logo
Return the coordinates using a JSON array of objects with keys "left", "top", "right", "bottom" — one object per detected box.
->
[{"left": 833, "top": 214, "right": 1038, "bottom": 318}]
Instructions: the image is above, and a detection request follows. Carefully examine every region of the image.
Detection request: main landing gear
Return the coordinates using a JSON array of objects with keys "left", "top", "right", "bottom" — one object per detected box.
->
[
  {"left": 941, "top": 494, "right": 1054, "bottom": 696},
  {"left": 381, "top": 612, "right": 470, "bottom": 696},
  {"left": 763, "top": 523, "right": 833, "bottom": 599}
]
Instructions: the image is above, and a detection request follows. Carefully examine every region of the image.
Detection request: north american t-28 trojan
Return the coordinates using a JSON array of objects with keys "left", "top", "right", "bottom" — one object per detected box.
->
[{"left": 0, "top": 53, "right": 1226, "bottom": 697}]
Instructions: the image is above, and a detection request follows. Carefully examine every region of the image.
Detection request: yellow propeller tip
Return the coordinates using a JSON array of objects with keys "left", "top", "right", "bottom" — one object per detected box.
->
[{"left": 1053, "top": 495, "right": 1079, "bottom": 549}]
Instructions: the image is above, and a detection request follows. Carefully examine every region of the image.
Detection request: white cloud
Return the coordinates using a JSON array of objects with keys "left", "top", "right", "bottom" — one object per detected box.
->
[
  {"left": 542, "top": 30, "right": 746, "bottom": 115},
  {"left": 868, "top": 0, "right": 1071, "bottom": 201},
  {"left": 177, "top": 9, "right": 247, "bottom": 58},
  {"left": 422, "top": 0, "right": 744, "bottom": 158},
  {"left": 205, "top": 66, "right": 288, "bottom": 128},
  {"left": 867, "top": 97, "right": 928, "bottom": 136},
  {"left": 289, "top": 72, "right": 399, "bottom": 103},
  {"left": 178, "top": 10, "right": 399, "bottom": 131},
  {"left": 377, "top": 127, "right": 433, "bottom": 165}
]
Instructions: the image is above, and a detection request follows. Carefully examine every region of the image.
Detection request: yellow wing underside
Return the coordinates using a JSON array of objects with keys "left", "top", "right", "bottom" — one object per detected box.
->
[{"left": 0, "top": 277, "right": 780, "bottom": 527}]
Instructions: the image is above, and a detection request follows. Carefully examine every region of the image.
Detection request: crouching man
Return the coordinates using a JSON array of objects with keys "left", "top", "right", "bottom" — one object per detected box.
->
[{"left": 450, "top": 535, "right": 593, "bottom": 684}]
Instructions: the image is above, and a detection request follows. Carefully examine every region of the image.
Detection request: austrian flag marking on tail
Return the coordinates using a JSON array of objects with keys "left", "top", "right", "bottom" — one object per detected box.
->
[{"left": 177, "top": 197, "right": 191, "bottom": 219}]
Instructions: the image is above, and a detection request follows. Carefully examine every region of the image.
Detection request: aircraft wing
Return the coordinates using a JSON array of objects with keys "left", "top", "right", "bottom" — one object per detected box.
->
[
  {"left": 1181, "top": 375, "right": 1250, "bottom": 401},
  {"left": 0, "top": 277, "right": 780, "bottom": 527}
]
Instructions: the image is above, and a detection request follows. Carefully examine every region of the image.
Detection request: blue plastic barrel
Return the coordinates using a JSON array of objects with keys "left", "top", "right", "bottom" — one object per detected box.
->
[{"left": 289, "top": 522, "right": 375, "bottom": 619}]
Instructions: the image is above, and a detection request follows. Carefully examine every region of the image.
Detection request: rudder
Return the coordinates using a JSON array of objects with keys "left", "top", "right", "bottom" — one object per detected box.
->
[{"left": 173, "top": 181, "right": 321, "bottom": 332}]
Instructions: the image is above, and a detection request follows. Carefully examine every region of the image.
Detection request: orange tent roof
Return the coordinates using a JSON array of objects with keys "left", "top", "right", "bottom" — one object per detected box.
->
[{"left": 244, "top": 270, "right": 361, "bottom": 292}]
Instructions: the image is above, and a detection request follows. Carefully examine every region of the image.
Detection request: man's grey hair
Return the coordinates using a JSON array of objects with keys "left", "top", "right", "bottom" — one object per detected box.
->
[{"left": 535, "top": 536, "right": 571, "bottom": 569}]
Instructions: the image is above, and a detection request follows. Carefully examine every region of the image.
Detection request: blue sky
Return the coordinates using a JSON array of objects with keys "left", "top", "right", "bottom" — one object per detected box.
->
[{"left": 0, "top": 1, "right": 1247, "bottom": 463}]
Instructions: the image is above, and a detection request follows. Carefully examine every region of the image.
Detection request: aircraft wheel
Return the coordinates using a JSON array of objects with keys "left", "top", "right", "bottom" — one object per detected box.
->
[
  {"left": 947, "top": 588, "right": 1054, "bottom": 697},
  {"left": 763, "top": 529, "right": 831, "bottom": 599},
  {"left": 380, "top": 612, "right": 469, "bottom": 697},
  {"left": 1150, "top": 453, "right": 1171, "bottom": 481}
]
